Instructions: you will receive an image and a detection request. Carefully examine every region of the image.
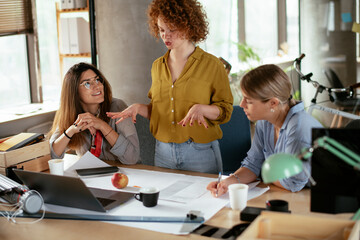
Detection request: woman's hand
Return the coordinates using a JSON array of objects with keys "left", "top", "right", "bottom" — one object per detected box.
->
[
  {"left": 107, "top": 104, "right": 143, "bottom": 124},
  {"left": 73, "top": 112, "right": 105, "bottom": 136},
  {"left": 207, "top": 180, "right": 228, "bottom": 198},
  {"left": 178, "top": 104, "right": 209, "bottom": 128}
]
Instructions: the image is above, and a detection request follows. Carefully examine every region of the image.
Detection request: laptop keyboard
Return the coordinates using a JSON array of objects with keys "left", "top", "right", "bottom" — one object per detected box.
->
[{"left": 96, "top": 197, "right": 115, "bottom": 207}]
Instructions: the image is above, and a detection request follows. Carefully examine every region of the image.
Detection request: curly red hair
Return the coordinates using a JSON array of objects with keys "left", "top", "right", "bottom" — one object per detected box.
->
[{"left": 147, "top": 0, "right": 209, "bottom": 43}]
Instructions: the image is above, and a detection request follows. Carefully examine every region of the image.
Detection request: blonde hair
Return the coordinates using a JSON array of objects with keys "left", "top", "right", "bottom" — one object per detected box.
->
[
  {"left": 240, "top": 64, "right": 296, "bottom": 106},
  {"left": 48, "top": 62, "right": 112, "bottom": 149}
]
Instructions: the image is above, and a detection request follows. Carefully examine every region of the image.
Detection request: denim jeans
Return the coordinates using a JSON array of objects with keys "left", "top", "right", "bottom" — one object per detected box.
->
[{"left": 154, "top": 139, "right": 223, "bottom": 174}]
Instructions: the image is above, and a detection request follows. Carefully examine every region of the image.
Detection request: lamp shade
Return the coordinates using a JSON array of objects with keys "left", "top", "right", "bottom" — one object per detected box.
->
[{"left": 261, "top": 153, "right": 303, "bottom": 183}]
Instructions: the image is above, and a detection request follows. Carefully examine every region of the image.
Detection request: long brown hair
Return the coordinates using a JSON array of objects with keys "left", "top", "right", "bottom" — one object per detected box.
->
[
  {"left": 240, "top": 64, "right": 296, "bottom": 106},
  {"left": 48, "top": 62, "right": 112, "bottom": 149}
]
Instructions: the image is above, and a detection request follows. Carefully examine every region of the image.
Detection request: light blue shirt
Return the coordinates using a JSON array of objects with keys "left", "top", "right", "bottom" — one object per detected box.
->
[{"left": 241, "top": 102, "right": 323, "bottom": 192}]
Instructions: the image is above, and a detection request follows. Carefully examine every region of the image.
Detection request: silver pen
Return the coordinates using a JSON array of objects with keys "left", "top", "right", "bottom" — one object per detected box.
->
[{"left": 215, "top": 171, "right": 222, "bottom": 197}]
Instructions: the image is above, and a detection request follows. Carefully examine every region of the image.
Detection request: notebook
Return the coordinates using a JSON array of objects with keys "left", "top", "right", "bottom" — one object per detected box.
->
[
  {"left": 13, "top": 169, "right": 134, "bottom": 212},
  {"left": 0, "top": 133, "right": 44, "bottom": 151}
]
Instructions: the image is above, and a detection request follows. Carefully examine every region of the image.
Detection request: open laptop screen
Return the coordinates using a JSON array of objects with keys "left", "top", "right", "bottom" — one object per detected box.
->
[{"left": 13, "top": 169, "right": 134, "bottom": 212}]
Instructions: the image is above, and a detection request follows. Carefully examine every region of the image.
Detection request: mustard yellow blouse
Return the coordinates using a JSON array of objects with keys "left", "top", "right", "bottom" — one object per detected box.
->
[{"left": 148, "top": 47, "right": 233, "bottom": 144}]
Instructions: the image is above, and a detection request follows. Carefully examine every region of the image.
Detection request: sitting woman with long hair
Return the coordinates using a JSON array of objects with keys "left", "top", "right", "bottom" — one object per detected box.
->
[{"left": 48, "top": 62, "right": 140, "bottom": 164}]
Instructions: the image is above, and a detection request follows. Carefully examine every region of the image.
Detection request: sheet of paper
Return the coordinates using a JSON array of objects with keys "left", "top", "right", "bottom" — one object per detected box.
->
[{"left": 159, "top": 179, "right": 209, "bottom": 203}]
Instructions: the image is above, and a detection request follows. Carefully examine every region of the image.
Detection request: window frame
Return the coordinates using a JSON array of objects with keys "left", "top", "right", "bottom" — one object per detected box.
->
[{"left": 28, "top": 0, "right": 42, "bottom": 104}]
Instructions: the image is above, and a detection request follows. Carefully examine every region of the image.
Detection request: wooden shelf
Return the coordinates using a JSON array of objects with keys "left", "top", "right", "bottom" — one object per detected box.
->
[
  {"left": 55, "top": 1, "right": 91, "bottom": 78},
  {"left": 58, "top": 7, "right": 89, "bottom": 13},
  {"left": 59, "top": 53, "right": 91, "bottom": 58}
]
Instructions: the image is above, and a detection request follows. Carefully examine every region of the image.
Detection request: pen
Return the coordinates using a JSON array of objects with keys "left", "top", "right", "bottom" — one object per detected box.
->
[{"left": 215, "top": 171, "right": 222, "bottom": 197}]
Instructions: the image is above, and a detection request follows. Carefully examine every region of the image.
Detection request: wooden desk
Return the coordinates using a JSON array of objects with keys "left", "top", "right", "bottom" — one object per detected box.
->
[{"left": 0, "top": 162, "right": 353, "bottom": 240}]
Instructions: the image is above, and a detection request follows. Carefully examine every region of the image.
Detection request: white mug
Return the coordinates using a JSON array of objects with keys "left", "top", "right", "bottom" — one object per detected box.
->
[
  {"left": 228, "top": 183, "right": 248, "bottom": 211},
  {"left": 48, "top": 159, "right": 64, "bottom": 175}
]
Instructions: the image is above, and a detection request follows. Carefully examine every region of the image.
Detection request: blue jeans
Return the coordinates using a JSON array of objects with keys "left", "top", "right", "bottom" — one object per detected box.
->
[{"left": 154, "top": 139, "right": 223, "bottom": 174}]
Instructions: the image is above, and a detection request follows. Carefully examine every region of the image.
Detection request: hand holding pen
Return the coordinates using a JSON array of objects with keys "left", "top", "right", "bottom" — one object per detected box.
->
[
  {"left": 206, "top": 172, "right": 229, "bottom": 198},
  {"left": 215, "top": 172, "right": 222, "bottom": 197}
]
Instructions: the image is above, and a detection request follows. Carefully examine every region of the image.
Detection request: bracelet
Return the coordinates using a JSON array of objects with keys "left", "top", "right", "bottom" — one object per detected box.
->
[
  {"left": 230, "top": 173, "right": 241, "bottom": 183},
  {"left": 63, "top": 130, "right": 72, "bottom": 140},
  {"left": 104, "top": 129, "right": 113, "bottom": 137}
]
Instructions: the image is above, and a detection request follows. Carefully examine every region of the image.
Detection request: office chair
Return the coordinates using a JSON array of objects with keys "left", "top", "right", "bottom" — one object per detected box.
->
[
  {"left": 219, "top": 106, "right": 251, "bottom": 175},
  {"left": 219, "top": 57, "right": 232, "bottom": 75},
  {"left": 345, "top": 119, "right": 360, "bottom": 129},
  {"left": 323, "top": 68, "right": 360, "bottom": 127},
  {"left": 134, "top": 115, "right": 156, "bottom": 166}
]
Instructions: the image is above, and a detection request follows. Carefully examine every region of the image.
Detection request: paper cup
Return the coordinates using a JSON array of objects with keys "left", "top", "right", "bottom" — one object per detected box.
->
[
  {"left": 228, "top": 183, "right": 248, "bottom": 211},
  {"left": 48, "top": 159, "right": 64, "bottom": 175}
]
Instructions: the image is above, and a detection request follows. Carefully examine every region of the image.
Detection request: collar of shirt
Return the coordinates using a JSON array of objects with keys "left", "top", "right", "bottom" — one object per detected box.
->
[
  {"left": 160, "top": 46, "right": 203, "bottom": 64},
  {"left": 281, "top": 101, "right": 304, "bottom": 131}
]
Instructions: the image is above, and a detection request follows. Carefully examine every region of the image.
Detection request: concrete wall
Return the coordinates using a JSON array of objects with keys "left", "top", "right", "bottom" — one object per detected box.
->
[{"left": 95, "top": 0, "right": 166, "bottom": 105}]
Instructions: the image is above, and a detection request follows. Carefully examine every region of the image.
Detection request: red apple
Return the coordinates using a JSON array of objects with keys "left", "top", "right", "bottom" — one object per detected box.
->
[{"left": 111, "top": 173, "right": 129, "bottom": 189}]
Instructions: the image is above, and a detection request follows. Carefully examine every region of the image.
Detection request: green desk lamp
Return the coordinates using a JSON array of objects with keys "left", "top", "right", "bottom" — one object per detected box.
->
[{"left": 261, "top": 136, "right": 360, "bottom": 220}]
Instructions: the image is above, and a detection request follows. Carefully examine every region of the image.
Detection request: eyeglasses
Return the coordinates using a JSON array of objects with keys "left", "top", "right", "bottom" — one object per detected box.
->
[{"left": 79, "top": 76, "right": 104, "bottom": 89}]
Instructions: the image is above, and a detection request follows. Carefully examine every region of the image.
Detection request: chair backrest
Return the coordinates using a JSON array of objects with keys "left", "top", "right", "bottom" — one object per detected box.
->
[
  {"left": 345, "top": 119, "right": 360, "bottom": 129},
  {"left": 219, "top": 106, "right": 251, "bottom": 175},
  {"left": 323, "top": 68, "right": 349, "bottom": 101},
  {"left": 134, "top": 115, "right": 156, "bottom": 166}
]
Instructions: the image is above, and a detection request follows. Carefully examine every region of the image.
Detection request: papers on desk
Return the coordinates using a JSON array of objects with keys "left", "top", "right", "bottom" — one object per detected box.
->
[
  {"left": 59, "top": 152, "right": 269, "bottom": 235},
  {"left": 65, "top": 151, "right": 110, "bottom": 177},
  {"left": 160, "top": 180, "right": 209, "bottom": 203}
]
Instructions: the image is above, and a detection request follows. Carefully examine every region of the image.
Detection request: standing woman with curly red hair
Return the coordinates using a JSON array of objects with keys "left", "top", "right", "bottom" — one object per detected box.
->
[{"left": 107, "top": 0, "right": 233, "bottom": 174}]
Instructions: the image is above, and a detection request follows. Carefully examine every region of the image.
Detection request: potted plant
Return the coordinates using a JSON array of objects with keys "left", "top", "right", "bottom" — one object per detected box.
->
[{"left": 230, "top": 42, "right": 261, "bottom": 105}]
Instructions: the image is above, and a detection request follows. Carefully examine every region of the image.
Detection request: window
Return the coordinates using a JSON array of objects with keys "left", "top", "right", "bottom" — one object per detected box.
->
[
  {"left": 198, "top": 0, "right": 238, "bottom": 72},
  {"left": 0, "top": 0, "right": 33, "bottom": 108},
  {"left": 0, "top": 35, "right": 31, "bottom": 107},
  {"left": 0, "top": 0, "right": 90, "bottom": 111},
  {"left": 244, "top": 0, "right": 278, "bottom": 59},
  {"left": 36, "top": 0, "right": 90, "bottom": 103},
  {"left": 199, "top": 0, "right": 300, "bottom": 104},
  {"left": 286, "top": 0, "right": 299, "bottom": 58},
  {"left": 200, "top": 0, "right": 299, "bottom": 73},
  {"left": 36, "top": 0, "right": 61, "bottom": 103}
]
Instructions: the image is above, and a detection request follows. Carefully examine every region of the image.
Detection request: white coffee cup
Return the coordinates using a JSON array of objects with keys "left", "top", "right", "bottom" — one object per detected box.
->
[
  {"left": 228, "top": 183, "right": 248, "bottom": 211},
  {"left": 48, "top": 159, "right": 64, "bottom": 175}
]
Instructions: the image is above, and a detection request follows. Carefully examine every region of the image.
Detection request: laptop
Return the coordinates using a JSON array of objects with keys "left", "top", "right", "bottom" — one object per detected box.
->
[{"left": 13, "top": 169, "right": 134, "bottom": 212}]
